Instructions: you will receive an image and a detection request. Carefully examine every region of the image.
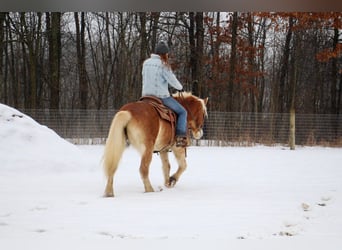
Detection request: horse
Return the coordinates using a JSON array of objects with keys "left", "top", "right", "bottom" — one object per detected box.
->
[{"left": 103, "top": 92, "right": 208, "bottom": 197}]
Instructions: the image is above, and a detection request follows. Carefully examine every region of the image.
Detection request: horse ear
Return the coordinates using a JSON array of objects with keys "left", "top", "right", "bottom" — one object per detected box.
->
[{"left": 204, "top": 97, "right": 208, "bottom": 105}]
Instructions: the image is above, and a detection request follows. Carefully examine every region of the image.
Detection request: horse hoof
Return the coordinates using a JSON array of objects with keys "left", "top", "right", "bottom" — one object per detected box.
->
[
  {"left": 104, "top": 192, "right": 114, "bottom": 198},
  {"left": 168, "top": 177, "right": 177, "bottom": 187},
  {"left": 144, "top": 187, "right": 155, "bottom": 193}
]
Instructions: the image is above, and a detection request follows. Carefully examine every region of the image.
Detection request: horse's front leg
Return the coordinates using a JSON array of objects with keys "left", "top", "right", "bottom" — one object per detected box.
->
[
  {"left": 168, "top": 147, "right": 187, "bottom": 188},
  {"left": 159, "top": 151, "right": 171, "bottom": 187}
]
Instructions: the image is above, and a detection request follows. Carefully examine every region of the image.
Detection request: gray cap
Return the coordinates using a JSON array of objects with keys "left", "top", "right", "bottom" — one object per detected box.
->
[{"left": 155, "top": 41, "right": 169, "bottom": 54}]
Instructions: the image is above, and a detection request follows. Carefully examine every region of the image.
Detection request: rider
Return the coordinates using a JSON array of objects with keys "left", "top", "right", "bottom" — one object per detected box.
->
[{"left": 142, "top": 40, "right": 188, "bottom": 147}]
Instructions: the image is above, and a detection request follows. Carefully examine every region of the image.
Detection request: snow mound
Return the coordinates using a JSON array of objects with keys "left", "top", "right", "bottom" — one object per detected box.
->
[{"left": 0, "top": 103, "right": 90, "bottom": 173}]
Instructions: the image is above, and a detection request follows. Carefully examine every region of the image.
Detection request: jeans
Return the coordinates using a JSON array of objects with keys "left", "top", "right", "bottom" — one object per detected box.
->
[{"left": 161, "top": 97, "right": 187, "bottom": 136}]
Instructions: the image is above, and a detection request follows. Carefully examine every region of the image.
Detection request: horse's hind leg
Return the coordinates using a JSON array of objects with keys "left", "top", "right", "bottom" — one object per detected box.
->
[
  {"left": 168, "top": 147, "right": 187, "bottom": 187},
  {"left": 160, "top": 151, "right": 171, "bottom": 187},
  {"left": 139, "top": 149, "right": 154, "bottom": 193},
  {"left": 104, "top": 157, "right": 119, "bottom": 197},
  {"left": 104, "top": 175, "right": 115, "bottom": 197}
]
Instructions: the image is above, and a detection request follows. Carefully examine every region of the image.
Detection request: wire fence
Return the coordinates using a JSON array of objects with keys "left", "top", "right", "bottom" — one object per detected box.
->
[{"left": 22, "top": 109, "right": 342, "bottom": 147}]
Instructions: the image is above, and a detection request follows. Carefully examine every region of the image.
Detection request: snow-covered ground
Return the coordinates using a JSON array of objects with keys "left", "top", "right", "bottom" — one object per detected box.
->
[{"left": 1, "top": 103, "right": 342, "bottom": 249}]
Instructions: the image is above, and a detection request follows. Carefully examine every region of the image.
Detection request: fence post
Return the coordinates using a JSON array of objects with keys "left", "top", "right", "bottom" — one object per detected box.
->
[{"left": 289, "top": 108, "right": 295, "bottom": 150}]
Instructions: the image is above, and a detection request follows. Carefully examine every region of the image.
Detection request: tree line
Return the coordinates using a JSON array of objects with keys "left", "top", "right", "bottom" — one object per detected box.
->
[{"left": 0, "top": 12, "right": 341, "bottom": 115}]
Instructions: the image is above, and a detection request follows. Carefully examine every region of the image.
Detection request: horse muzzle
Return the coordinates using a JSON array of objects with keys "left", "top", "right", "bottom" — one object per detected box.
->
[{"left": 192, "top": 129, "right": 203, "bottom": 140}]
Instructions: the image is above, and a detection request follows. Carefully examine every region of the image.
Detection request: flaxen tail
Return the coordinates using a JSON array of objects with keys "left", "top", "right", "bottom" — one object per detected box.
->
[{"left": 103, "top": 111, "right": 131, "bottom": 179}]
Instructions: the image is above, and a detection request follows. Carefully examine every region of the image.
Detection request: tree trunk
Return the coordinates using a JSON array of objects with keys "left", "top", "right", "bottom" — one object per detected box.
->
[
  {"left": 188, "top": 12, "right": 204, "bottom": 96},
  {"left": 0, "top": 13, "right": 5, "bottom": 102},
  {"left": 247, "top": 12, "right": 257, "bottom": 113},
  {"left": 151, "top": 12, "right": 160, "bottom": 53},
  {"left": 331, "top": 21, "right": 339, "bottom": 115},
  {"left": 6, "top": 15, "right": 18, "bottom": 107},
  {"left": 75, "top": 12, "right": 88, "bottom": 109},
  {"left": 331, "top": 21, "right": 340, "bottom": 136},
  {"left": 195, "top": 12, "right": 204, "bottom": 97},
  {"left": 47, "top": 12, "right": 61, "bottom": 109},
  {"left": 258, "top": 17, "right": 267, "bottom": 113},
  {"left": 278, "top": 16, "right": 294, "bottom": 113},
  {"left": 188, "top": 12, "right": 197, "bottom": 95},
  {"left": 227, "top": 12, "right": 238, "bottom": 112},
  {"left": 20, "top": 13, "right": 38, "bottom": 109},
  {"left": 138, "top": 12, "right": 148, "bottom": 98},
  {"left": 103, "top": 12, "right": 112, "bottom": 109}
]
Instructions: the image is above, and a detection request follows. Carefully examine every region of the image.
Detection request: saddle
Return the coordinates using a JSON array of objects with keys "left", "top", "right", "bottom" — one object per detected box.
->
[
  {"left": 139, "top": 96, "right": 176, "bottom": 123},
  {"left": 139, "top": 96, "right": 177, "bottom": 148}
]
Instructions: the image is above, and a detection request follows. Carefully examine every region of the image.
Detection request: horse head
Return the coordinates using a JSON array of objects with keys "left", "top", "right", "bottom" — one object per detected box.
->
[{"left": 173, "top": 92, "right": 208, "bottom": 140}]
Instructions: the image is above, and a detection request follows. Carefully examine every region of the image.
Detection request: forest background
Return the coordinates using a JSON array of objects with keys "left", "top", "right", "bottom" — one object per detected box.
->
[
  {"left": 0, "top": 11, "right": 342, "bottom": 147},
  {"left": 0, "top": 12, "right": 341, "bottom": 114},
  {"left": 0, "top": 12, "right": 342, "bottom": 114}
]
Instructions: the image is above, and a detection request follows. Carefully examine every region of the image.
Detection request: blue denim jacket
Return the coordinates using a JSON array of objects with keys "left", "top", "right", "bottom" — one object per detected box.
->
[{"left": 142, "top": 54, "right": 183, "bottom": 98}]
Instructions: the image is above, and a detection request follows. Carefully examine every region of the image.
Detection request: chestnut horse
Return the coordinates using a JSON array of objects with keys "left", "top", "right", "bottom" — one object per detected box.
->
[{"left": 103, "top": 92, "right": 208, "bottom": 197}]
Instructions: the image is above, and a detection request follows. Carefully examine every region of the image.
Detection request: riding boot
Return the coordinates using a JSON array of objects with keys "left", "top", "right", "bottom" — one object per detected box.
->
[{"left": 176, "top": 136, "right": 188, "bottom": 147}]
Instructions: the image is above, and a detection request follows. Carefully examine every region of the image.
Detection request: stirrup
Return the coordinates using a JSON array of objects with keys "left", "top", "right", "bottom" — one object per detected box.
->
[{"left": 176, "top": 136, "right": 188, "bottom": 147}]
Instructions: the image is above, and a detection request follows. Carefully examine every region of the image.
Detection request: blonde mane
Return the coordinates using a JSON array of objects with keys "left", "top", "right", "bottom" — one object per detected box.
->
[{"left": 173, "top": 91, "right": 208, "bottom": 117}]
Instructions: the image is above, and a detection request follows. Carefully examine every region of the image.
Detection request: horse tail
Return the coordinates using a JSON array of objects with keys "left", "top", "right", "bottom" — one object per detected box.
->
[{"left": 103, "top": 110, "right": 131, "bottom": 179}]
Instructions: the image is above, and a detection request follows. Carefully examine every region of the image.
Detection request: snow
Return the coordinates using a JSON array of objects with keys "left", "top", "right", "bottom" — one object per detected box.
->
[{"left": 1, "top": 103, "right": 342, "bottom": 249}]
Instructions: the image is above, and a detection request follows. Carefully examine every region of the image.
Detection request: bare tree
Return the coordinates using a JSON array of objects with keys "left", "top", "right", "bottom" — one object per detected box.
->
[
  {"left": 46, "top": 12, "right": 62, "bottom": 109},
  {"left": 187, "top": 12, "right": 204, "bottom": 96},
  {"left": 227, "top": 12, "right": 238, "bottom": 112},
  {"left": 74, "top": 12, "right": 88, "bottom": 109},
  {"left": 0, "top": 13, "right": 5, "bottom": 102}
]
